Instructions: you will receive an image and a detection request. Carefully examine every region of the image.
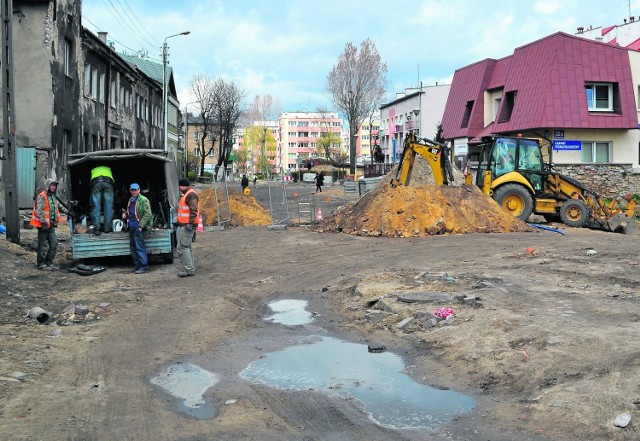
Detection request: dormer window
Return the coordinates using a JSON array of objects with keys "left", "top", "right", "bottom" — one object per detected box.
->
[{"left": 585, "top": 83, "right": 613, "bottom": 111}]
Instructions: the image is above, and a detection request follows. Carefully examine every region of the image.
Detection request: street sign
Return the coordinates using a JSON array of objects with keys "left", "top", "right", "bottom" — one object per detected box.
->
[{"left": 552, "top": 140, "right": 581, "bottom": 150}]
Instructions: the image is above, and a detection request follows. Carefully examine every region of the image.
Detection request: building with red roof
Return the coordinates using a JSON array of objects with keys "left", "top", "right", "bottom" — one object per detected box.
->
[{"left": 442, "top": 31, "right": 640, "bottom": 170}]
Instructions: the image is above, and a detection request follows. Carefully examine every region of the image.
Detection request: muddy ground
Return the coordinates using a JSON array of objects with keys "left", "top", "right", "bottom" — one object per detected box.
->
[{"left": 1, "top": 181, "right": 639, "bottom": 441}]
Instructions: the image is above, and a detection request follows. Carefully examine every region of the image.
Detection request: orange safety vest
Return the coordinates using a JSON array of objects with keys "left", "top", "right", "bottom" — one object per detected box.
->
[
  {"left": 30, "top": 191, "right": 61, "bottom": 228},
  {"left": 177, "top": 188, "right": 200, "bottom": 225},
  {"left": 126, "top": 197, "right": 141, "bottom": 222}
]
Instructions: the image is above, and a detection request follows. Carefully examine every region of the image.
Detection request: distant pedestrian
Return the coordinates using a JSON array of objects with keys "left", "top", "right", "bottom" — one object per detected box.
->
[
  {"left": 122, "top": 183, "right": 152, "bottom": 274},
  {"left": 90, "top": 165, "right": 114, "bottom": 235},
  {"left": 241, "top": 174, "right": 249, "bottom": 193},
  {"left": 253, "top": 176, "right": 257, "bottom": 186},
  {"left": 176, "top": 178, "right": 199, "bottom": 277},
  {"left": 314, "top": 171, "right": 324, "bottom": 193},
  {"left": 30, "top": 178, "right": 65, "bottom": 270}
]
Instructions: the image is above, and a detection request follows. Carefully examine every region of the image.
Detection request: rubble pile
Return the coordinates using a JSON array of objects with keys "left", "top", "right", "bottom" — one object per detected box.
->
[
  {"left": 316, "top": 158, "right": 532, "bottom": 237},
  {"left": 198, "top": 188, "right": 271, "bottom": 227}
]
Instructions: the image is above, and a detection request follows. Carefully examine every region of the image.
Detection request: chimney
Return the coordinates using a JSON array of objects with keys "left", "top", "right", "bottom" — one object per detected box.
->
[
  {"left": 98, "top": 31, "right": 108, "bottom": 43},
  {"left": 631, "top": 16, "right": 635, "bottom": 22}
]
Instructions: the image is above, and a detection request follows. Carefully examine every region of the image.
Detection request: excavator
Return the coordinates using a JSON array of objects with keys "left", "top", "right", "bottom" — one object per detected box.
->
[
  {"left": 466, "top": 135, "right": 638, "bottom": 234},
  {"left": 390, "top": 132, "right": 638, "bottom": 234},
  {"left": 390, "top": 132, "right": 455, "bottom": 187}
]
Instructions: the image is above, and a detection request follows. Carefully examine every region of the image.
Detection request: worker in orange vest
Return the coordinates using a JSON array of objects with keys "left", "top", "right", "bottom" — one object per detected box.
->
[
  {"left": 30, "top": 178, "right": 63, "bottom": 270},
  {"left": 176, "top": 178, "right": 199, "bottom": 277}
]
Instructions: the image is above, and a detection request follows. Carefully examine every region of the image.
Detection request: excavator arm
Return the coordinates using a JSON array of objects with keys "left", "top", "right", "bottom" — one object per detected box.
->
[{"left": 390, "top": 132, "right": 454, "bottom": 187}]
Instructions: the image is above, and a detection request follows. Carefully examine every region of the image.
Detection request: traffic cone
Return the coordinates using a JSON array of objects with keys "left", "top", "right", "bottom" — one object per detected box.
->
[
  {"left": 196, "top": 215, "right": 205, "bottom": 232},
  {"left": 316, "top": 208, "right": 323, "bottom": 221}
]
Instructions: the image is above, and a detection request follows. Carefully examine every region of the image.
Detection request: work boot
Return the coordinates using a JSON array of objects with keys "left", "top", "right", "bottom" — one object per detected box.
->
[
  {"left": 46, "top": 264, "right": 59, "bottom": 271},
  {"left": 134, "top": 268, "right": 147, "bottom": 274},
  {"left": 177, "top": 270, "right": 195, "bottom": 277},
  {"left": 93, "top": 228, "right": 101, "bottom": 236},
  {"left": 38, "top": 265, "right": 53, "bottom": 271}
]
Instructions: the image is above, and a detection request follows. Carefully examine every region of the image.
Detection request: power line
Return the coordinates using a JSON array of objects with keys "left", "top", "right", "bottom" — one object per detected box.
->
[
  {"left": 113, "top": 0, "right": 159, "bottom": 48},
  {"left": 82, "top": 15, "right": 143, "bottom": 55},
  {"left": 119, "top": 0, "right": 162, "bottom": 46},
  {"left": 100, "top": 0, "right": 154, "bottom": 55}
]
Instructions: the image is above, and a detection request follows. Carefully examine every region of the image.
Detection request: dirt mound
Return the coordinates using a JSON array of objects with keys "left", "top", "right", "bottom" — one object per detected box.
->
[
  {"left": 198, "top": 188, "right": 271, "bottom": 227},
  {"left": 316, "top": 156, "right": 533, "bottom": 239},
  {"left": 317, "top": 184, "right": 531, "bottom": 237}
]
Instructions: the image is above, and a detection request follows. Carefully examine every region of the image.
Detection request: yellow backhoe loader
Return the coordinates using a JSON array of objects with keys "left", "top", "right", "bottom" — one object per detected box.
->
[{"left": 466, "top": 135, "right": 638, "bottom": 234}]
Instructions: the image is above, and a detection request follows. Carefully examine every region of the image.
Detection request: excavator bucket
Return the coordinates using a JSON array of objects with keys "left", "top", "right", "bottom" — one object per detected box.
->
[{"left": 607, "top": 213, "right": 639, "bottom": 235}]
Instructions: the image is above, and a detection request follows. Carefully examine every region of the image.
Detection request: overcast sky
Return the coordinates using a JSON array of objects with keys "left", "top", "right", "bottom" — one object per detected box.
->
[{"left": 82, "top": 0, "right": 639, "bottom": 114}]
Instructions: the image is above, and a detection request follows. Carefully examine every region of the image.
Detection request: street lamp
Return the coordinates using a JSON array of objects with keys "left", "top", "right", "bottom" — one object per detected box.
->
[{"left": 162, "top": 31, "right": 190, "bottom": 152}]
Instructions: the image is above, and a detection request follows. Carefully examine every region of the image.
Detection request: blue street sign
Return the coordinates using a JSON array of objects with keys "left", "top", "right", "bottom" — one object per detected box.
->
[{"left": 552, "top": 140, "right": 581, "bottom": 150}]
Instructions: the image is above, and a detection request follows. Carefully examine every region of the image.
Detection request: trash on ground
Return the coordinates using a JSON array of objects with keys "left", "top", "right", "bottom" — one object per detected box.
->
[
  {"left": 25, "top": 307, "right": 52, "bottom": 324},
  {"left": 434, "top": 307, "right": 455, "bottom": 319},
  {"left": 67, "top": 264, "right": 107, "bottom": 276},
  {"left": 614, "top": 412, "right": 631, "bottom": 428}
]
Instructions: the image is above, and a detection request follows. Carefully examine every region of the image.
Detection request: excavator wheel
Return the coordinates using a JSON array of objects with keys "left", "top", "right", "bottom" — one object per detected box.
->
[
  {"left": 559, "top": 199, "right": 588, "bottom": 227},
  {"left": 493, "top": 184, "right": 534, "bottom": 221}
]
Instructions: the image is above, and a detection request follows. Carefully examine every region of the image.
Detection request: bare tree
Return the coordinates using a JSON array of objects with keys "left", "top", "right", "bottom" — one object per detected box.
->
[
  {"left": 211, "top": 78, "right": 246, "bottom": 180},
  {"left": 189, "top": 74, "right": 216, "bottom": 177},
  {"left": 245, "top": 94, "right": 281, "bottom": 174},
  {"left": 326, "top": 39, "right": 387, "bottom": 174}
]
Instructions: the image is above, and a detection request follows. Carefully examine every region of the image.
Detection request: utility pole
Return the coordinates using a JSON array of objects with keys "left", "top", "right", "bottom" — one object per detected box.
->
[{"left": 2, "top": 0, "right": 20, "bottom": 244}]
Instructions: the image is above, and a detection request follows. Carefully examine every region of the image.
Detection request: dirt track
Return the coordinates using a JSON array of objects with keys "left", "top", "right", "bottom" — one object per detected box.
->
[{"left": 1, "top": 183, "right": 639, "bottom": 441}]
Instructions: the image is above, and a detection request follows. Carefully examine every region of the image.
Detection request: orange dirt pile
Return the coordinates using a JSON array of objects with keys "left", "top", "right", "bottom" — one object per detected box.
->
[
  {"left": 198, "top": 188, "right": 271, "bottom": 227},
  {"left": 316, "top": 157, "right": 532, "bottom": 237}
]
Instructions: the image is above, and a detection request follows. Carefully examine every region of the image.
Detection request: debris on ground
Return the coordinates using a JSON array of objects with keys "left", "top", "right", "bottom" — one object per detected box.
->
[
  {"left": 315, "top": 157, "right": 532, "bottom": 237},
  {"left": 198, "top": 188, "right": 271, "bottom": 227}
]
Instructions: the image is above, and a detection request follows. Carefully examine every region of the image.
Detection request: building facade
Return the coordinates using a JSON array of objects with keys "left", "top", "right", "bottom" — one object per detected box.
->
[
  {"left": 379, "top": 84, "right": 451, "bottom": 164},
  {"left": 278, "top": 112, "right": 343, "bottom": 173},
  {"left": 0, "top": 0, "right": 182, "bottom": 217}
]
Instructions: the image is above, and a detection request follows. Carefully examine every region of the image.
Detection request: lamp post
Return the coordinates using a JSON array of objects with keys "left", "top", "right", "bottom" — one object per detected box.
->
[{"left": 162, "top": 31, "right": 190, "bottom": 152}]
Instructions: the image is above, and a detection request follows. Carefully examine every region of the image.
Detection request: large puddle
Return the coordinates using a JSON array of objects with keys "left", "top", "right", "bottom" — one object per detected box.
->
[
  {"left": 240, "top": 336, "right": 475, "bottom": 429},
  {"left": 150, "top": 363, "right": 219, "bottom": 419},
  {"left": 266, "top": 299, "right": 313, "bottom": 325}
]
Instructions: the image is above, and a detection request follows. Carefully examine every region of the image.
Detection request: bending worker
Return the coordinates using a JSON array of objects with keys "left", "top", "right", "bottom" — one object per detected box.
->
[
  {"left": 176, "top": 178, "right": 200, "bottom": 277},
  {"left": 90, "top": 165, "right": 114, "bottom": 235}
]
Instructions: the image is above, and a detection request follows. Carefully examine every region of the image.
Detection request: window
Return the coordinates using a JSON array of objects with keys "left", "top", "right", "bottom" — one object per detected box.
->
[
  {"left": 98, "top": 72, "right": 105, "bottom": 103},
  {"left": 498, "top": 91, "right": 516, "bottom": 122},
  {"left": 581, "top": 141, "right": 611, "bottom": 162},
  {"left": 493, "top": 98, "right": 501, "bottom": 120},
  {"left": 461, "top": 100, "right": 474, "bottom": 128},
  {"left": 288, "top": 121, "right": 296, "bottom": 126},
  {"left": 110, "top": 79, "right": 117, "bottom": 108},
  {"left": 288, "top": 132, "right": 296, "bottom": 136},
  {"left": 83, "top": 65, "right": 91, "bottom": 96},
  {"left": 585, "top": 83, "right": 613, "bottom": 111},
  {"left": 63, "top": 130, "right": 72, "bottom": 156},
  {"left": 193, "top": 148, "right": 200, "bottom": 157},
  {"left": 298, "top": 132, "right": 309, "bottom": 137},
  {"left": 298, "top": 121, "right": 308, "bottom": 127},
  {"left": 64, "top": 39, "right": 72, "bottom": 77}
]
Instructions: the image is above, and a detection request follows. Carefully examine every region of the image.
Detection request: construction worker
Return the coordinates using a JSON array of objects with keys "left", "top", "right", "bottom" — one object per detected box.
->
[
  {"left": 176, "top": 178, "right": 199, "bottom": 277},
  {"left": 30, "top": 178, "right": 63, "bottom": 270},
  {"left": 122, "top": 182, "right": 152, "bottom": 274},
  {"left": 90, "top": 165, "right": 114, "bottom": 235}
]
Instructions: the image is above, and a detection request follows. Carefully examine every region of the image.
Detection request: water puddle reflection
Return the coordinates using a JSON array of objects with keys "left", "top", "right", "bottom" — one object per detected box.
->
[
  {"left": 240, "top": 336, "right": 475, "bottom": 430},
  {"left": 266, "top": 299, "right": 313, "bottom": 325},
  {"left": 150, "top": 363, "right": 219, "bottom": 419}
]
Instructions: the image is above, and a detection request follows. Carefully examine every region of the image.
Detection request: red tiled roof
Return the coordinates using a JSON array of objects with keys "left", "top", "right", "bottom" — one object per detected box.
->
[{"left": 442, "top": 32, "right": 638, "bottom": 140}]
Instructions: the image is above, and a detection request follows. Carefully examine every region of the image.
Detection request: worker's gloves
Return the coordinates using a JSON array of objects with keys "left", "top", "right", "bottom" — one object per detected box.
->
[{"left": 184, "top": 224, "right": 194, "bottom": 232}]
